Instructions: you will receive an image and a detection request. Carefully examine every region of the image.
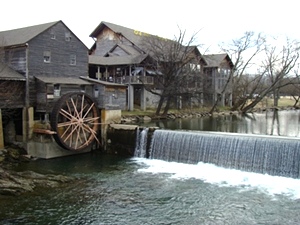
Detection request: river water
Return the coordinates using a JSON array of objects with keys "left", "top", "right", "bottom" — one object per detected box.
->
[{"left": 1, "top": 110, "right": 300, "bottom": 224}]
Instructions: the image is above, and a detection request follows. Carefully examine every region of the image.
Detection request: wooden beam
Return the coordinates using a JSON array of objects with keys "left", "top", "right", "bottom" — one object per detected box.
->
[{"left": 33, "top": 128, "right": 56, "bottom": 135}]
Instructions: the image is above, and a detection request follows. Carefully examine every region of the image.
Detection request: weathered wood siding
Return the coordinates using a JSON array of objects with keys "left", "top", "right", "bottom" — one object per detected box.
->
[
  {"left": 0, "top": 81, "right": 25, "bottom": 108},
  {"left": 36, "top": 81, "right": 94, "bottom": 113},
  {"left": 4, "top": 47, "right": 26, "bottom": 74},
  {"left": 28, "top": 21, "right": 88, "bottom": 79},
  {"left": 96, "top": 84, "right": 127, "bottom": 110}
]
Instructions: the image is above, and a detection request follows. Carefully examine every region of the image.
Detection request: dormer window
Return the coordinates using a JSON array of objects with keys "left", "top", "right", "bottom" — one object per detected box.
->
[
  {"left": 43, "top": 51, "right": 51, "bottom": 63},
  {"left": 65, "top": 32, "right": 71, "bottom": 41}
]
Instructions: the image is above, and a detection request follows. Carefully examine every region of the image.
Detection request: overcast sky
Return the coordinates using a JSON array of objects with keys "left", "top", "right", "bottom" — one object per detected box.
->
[{"left": 0, "top": 0, "right": 298, "bottom": 53}]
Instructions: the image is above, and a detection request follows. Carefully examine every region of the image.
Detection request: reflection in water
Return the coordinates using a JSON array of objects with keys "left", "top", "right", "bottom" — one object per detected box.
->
[
  {"left": 1, "top": 110, "right": 300, "bottom": 224},
  {"left": 141, "top": 110, "right": 300, "bottom": 137}
]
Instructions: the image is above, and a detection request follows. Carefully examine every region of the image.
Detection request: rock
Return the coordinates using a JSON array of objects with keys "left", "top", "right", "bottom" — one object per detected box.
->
[
  {"left": 0, "top": 168, "right": 75, "bottom": 196},
  {"left": 143, "top": 116, "right": 152, "bottom": 122}
]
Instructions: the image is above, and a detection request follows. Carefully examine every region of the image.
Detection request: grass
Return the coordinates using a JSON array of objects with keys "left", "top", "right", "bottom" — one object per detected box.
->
[
  {"left": 121, "top": 97, "right": 299, "bottom": 116},
  {"left": 255, "top": 96, "right": 297, "bottom": 108}
]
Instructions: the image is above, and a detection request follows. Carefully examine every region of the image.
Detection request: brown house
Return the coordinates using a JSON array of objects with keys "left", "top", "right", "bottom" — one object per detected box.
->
[
  {"left": 88, "top": 21, "right": 209, "bottom": 111},
  {"left": 203, "top": 53, "right": 234, "bottom": 107}
]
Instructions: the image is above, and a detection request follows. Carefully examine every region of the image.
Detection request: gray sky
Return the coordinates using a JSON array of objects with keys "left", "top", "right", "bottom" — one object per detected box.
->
[{"left": 0, "top": 0, "right": 298, "bottom": 52}]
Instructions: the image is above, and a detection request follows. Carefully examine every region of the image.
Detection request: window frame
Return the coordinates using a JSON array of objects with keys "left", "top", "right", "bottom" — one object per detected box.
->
[
  {"left": 43, "top": 51, "right": 51, "bottom": 63},
  {"left": 65, "top": 32, "right": 71, "bottom": 41},
  {"left": 70, "top": 54, "right": 76, "bottom": 66}
]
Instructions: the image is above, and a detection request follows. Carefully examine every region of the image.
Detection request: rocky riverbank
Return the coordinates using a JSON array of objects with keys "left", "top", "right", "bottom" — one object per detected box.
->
[
  {"left": 0, "top": 145, "right": 75, "bottom": 196},
  {"left": 121, "top": 110, "right": 238, "bottom": 123}
]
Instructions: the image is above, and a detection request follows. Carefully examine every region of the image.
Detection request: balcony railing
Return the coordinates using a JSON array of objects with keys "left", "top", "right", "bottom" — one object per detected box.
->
[{"left": 115, "top": 76, "right": 154, "bottom": 85}]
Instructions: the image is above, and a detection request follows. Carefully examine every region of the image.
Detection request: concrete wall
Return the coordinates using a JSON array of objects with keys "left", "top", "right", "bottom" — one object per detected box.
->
[{"left": 27, "top": 140, "right": 90, "bottom": 159}]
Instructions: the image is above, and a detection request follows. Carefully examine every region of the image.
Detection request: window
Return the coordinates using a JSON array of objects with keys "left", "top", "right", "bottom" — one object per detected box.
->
[
  {"left": 50, "top": 31, "right": 56, "bottom": 39},
  {"left": 65, "top": 32, "right": 71, "bottom": 41},
  {"left": 43, "top": 51, "right": 51, "bottom": 63},
  {"left": 70, "top": 54, "right": 76, "bottom": 65},
  {"left": 53, "top": 84, "right": 60, "bottom": 97}
]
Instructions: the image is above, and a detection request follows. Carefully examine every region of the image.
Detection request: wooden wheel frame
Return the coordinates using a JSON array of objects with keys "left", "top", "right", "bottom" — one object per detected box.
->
[{"left": 51, "top": 92, "right": 100, "bottom": 151}]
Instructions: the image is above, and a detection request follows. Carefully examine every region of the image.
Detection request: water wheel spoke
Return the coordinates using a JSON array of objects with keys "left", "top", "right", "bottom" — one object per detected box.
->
[
  {"left": 63, "top": 124, "right": 80, "bottom": 144},
  {"left": 80, "top": 126, "right": 89, "bottom": 147},
  {"left": 57, "top": 120, "right": 79, "bottom": 128},
  {"left": 60, "top": 123, "right": 73, "bottom": 139},
  {"left": 59, "top": 108, "right": 77, "bottom": 122},
  {"left": 83, "top": 116, "right": 99, "bottom": 125},
  {"left": 83, "top": 103, "right": 96, "bottom": 119},
  {"left": 66, "top": 100, "right": 72, "bottom": 116},
  {"left": 70, "top": 97, "right": 80, "bottom": 119},
  {"left": 82, "top": 123, "right": 100, "bottom": 144},
  {"left": 80, "top": 94, "right": 85, "bottom": 118},
  {"left": 74, "top": 126, "right": 84, "bottom": 149}
]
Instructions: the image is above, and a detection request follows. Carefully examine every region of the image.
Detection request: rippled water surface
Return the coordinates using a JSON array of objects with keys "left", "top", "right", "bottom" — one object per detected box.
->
[{"left": 1, "top": 152, "right": 300, "bottom": 225}]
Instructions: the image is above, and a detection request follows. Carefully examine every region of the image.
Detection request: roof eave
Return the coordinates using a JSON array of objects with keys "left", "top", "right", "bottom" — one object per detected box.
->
[{"left": 89, "top": 22, "right": 105, "bottom": 38}]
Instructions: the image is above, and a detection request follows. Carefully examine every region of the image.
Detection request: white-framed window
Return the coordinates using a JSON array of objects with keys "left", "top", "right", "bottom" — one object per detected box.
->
[
  {"left": 65, "top": 32, "right": 71, "bottom": 41},
  {"left": 70, "top": 54, "right": 76, "bottom": 65},
  {"left": 53, "top": 84, "right": 61, "bottom": 97},
  {"left": 43, "top": 51, "right": 51, "bottom": 63}
]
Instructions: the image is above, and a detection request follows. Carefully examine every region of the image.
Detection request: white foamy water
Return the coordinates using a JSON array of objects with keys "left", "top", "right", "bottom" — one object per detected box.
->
[{"left": 134, "top": 158, "right": 300, "bottom": 199}]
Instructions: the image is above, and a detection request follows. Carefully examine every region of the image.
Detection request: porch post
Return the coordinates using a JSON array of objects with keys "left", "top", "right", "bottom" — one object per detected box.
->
[
  {"left": 0, "top": 109, "right": 4, "bottom": 149},
  {"left": 140, "top": 87, "right": 146, "bottom": 111},
  {"left": 128, "top": 85, "right": 134, "bottom": 111}
]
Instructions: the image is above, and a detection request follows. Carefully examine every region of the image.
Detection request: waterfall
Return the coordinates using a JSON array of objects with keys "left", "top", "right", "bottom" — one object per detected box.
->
[
  {"left": 134, "top": 128, "right": 149, "bottom": 158},
  {"left": 148, "top": 129, "right": 300, "bottom": 179}
]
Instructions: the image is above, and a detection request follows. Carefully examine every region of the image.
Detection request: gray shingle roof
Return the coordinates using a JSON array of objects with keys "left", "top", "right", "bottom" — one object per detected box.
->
[
  {"left": 35, "top": 76, "right": 92, "bottom": 85},
  {"left": 0, "top": 21, "right": 59, "bottom": 47},
  {"left": 80, "top": 76, "right": 126, "bottom": 87},
  {"left": 89, "top": 54, "right": 148, "bottom": 66},
  {"left": 203, "top": 54, "right": 232, "bottom": 68},
  {"left": 90, "top": 21, "right": 207, "bottom": 66},
  {"left": 0, "top": 63, "right": 25, "bottom": 80},
  {"left": 90, "top": 21, "right": 147, "bottom": 49}
]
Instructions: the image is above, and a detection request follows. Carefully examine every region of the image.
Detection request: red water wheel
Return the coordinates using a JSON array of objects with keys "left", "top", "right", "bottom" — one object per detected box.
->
[{"left": 51, "top": 92, "right": 100, "bottom": 151}]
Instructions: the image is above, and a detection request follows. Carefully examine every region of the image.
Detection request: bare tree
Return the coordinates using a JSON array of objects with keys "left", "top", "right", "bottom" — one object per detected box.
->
[
  {"left": 241, "top": 38, "right": 300, "bottom": 112},
  {"left": 211, "top": 31, "right": 266, "bottom": 113},
  {"left": 141, "top": 28, "right": 204, "bottom": 116}
]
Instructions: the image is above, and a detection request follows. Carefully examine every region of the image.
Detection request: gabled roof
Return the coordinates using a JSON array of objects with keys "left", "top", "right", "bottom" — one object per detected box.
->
[
  {"left": 90, "top": 21, "right": 147, "bottom": 48},
  {"left": 0, "top": 63, "right": 25, "bottom": 81},
  {"left": 203, "top": 53, "right": 233, "bottom": 68},
  {"left": 0, "top": 20, "right": 88, "bottom": 49},
  {"left": 109, "top": 43, "right": 141, "bottom": 56},
  {"left": 90, "top": 21, "right": 207, "bottom": 66},
  {"left": 0, "top": 21, "right": 59, "bottom": 47}
]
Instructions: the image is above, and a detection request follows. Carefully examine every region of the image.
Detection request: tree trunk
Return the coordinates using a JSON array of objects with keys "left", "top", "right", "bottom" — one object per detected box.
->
[
  {"left": 273, "top": 89, "right": 279, "bottom": 107},
  {"left": 162, "top": 96, "right": 172, "bottom": 116},
  {"left": 292, "top": 96, "right": 300, "bottom": 107},
  {"left": 155, "top": 96, "right": 164, "bottom": 115},
  {"left": 241, "top": 96, "right": 264, "bottom": 113}
]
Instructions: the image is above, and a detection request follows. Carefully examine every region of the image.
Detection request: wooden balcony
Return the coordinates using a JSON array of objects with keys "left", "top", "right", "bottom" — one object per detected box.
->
[{"left": 115, "top": 76, "right": 154, "bottom": 85}]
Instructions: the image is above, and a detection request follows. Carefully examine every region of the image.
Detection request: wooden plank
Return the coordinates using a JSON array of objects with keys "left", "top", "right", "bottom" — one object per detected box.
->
[{"left": 33, "top": 128, "right": 56, "bottom": 134}]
